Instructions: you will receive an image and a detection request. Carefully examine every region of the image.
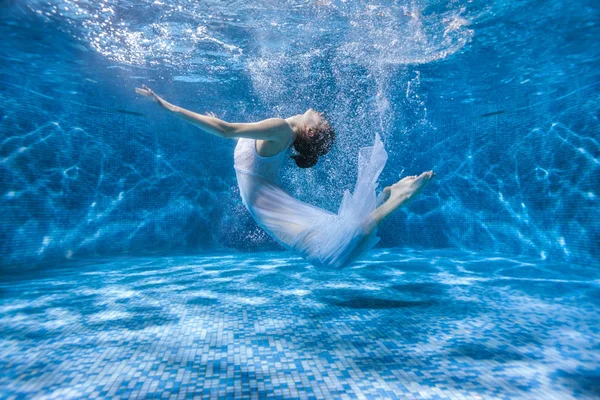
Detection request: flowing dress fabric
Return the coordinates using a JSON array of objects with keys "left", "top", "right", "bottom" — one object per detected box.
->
[{"left": 234, "top": 132, "right": 388, "bottom": 269}]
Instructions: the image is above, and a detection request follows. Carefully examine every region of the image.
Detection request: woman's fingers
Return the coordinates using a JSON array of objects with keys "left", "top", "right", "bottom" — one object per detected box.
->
[
  {"left": 145, "top": 86, "right": 159, "bottom": 100},
  {"left": 136, "top": 85, "right": 161, "bottom": 103},
  {"left": 135, "top": 87, "right": 152, "bottom": 97},
  {"left": 136, "top": 84, "right": 164, "bottom": 107},
  {"left": 142, "top": 84, "right": 156, "bottom": 96}
]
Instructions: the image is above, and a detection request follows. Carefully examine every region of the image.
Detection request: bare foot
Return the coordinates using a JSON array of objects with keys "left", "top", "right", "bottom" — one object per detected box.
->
[
  {"left": 368, "top": 170, "right": 436, "bottom": 229},
  {"left": 387, "top": 170, "right": 435, "bottom": 205}
]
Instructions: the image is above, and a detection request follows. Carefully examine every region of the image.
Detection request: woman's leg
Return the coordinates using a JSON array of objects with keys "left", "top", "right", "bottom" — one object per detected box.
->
[{"left": 362, "top": 170, "right": 435, "bottom": 236}]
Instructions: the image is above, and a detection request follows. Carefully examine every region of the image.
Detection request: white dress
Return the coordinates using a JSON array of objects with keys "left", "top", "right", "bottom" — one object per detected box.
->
[{"left": 233, "top": 132, "right": 389, "bottom": 269}]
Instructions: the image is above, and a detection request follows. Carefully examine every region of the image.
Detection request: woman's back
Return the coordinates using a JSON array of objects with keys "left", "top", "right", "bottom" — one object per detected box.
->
[{"left": 233, "top": 136, "right": 293, "bottom": 184}]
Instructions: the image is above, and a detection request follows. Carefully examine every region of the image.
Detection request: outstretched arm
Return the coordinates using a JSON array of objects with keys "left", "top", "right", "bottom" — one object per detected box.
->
[{"left": 135, "top": 84, "right": 291, "bottom": 140}]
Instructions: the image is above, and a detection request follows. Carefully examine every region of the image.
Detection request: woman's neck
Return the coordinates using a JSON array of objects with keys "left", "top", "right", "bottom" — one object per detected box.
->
[{"left": 285, "top": 114, "right": 307, "bottom": 138}]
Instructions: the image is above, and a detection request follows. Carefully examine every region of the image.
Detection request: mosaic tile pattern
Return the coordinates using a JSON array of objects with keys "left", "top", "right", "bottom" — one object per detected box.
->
[{"left": 1, "top": 248, "right": 599, "bottom": 399}]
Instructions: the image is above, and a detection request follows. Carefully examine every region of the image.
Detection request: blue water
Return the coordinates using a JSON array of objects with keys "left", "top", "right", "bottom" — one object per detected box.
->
[{"left": 1, "top": 0, "right": 599, "bottom": 398}]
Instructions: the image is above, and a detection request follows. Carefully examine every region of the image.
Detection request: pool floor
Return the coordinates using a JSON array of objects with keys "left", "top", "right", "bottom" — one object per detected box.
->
[{"left": 1, "top": 248, "right": 599, "bottom": 399}]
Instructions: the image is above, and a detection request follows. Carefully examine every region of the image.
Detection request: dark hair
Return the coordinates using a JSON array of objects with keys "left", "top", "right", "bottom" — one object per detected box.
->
[{"left": 290, "top": 119, "right": 335, "bottom": 168}]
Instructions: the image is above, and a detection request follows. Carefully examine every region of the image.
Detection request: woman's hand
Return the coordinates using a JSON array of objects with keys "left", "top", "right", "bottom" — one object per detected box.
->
[{"left": 135, "top": 84, "right": 175, "bottom": 111}]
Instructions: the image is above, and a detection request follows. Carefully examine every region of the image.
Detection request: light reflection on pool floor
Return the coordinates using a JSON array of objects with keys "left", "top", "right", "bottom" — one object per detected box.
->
[{"left": 1, "top": 248, "right": 599, "bottom": 399}]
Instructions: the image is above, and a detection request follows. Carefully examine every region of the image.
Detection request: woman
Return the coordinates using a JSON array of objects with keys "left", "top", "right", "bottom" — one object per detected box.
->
[{"left": 136, "top": 84, "right": 435, "bottom": 269}]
